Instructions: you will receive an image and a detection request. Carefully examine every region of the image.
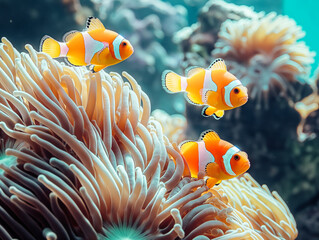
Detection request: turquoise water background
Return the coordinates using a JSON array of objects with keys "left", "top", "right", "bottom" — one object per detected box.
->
[{"left": 284, "top": 0, "right": 318, "bottom": 74}]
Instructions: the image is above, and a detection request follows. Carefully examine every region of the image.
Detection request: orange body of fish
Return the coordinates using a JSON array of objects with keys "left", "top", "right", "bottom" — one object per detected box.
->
[
  {"left": 40, "top": 17, "right": 134, "bottom": 73},
  {"left": 162, "top": 59, "right": 248, "bottom": 119},
  {"left": 180, "top": 130, "right": 250, "bottom": 188}
]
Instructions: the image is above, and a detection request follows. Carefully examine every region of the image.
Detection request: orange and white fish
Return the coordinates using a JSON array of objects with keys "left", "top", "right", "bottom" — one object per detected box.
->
[
  {"left": 180, "top": 130, "right": 250, "bottom": 188},
  {"left": 40, "top": 17, "right": 134, "bottom": 73},
  {"left": 162, "top": 59, "right": 248, "bottom": 119}
]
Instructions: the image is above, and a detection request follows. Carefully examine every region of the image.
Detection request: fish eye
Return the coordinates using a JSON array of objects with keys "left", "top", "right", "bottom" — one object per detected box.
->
[
  {"left": 122, "top": 42, "right": 127, "bottom": 47},
  {"left": 234, "top": 155, "right": 240, "bottom": 161},
  {"left": 234, "top": 88, "right": 240, "bottom": 94}
]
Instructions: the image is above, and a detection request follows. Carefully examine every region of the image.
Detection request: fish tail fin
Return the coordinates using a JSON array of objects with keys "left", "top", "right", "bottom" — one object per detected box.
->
[
  {"left": 162, "top": 70, "right": 185, "bottom": 93},
  {"left": 40, "top": 35, "right": 65, "bottom": 58}
]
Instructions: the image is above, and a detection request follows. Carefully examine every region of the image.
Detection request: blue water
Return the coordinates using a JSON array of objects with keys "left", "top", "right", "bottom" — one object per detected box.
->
[{"left": 283, "top": 0, "right": 319, "bottom": 74}]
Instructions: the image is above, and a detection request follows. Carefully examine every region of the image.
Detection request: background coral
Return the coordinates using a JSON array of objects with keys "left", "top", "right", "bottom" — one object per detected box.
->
[{"left": 0, "top": 38, "right": 298, "bottom": 239}]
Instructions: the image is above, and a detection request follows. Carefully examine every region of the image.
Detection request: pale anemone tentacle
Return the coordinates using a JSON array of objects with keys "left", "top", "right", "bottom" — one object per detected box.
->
[{"left": 0, "top": 37, "right": 298, "bottom": 240}]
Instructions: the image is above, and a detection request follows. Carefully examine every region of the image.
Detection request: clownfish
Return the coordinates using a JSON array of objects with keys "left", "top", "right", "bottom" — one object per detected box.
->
[
  {"left": 179, "top": 130, "right": 250, "bottom": 188},
  {"left": 40, "top": 17, "right": 134, "bottom": 73},
  {"left": 162, "top": 59, "right": 248, "bottom": 119}
]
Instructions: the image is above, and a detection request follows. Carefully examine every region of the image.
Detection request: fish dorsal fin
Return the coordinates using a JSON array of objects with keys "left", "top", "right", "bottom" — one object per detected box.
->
[
  {"left": 63, "top": 30, "right": 80, "bottom": 42},
  {"left": 200, "top": 130, "right": 220, "bottom": 142},
  {"left": 179, "top": 140, "right": 196, "bottom": 153},
  {"left": 209, "top": 58, "right": 227, "bottom": 72},
  {"left": 186, "top": 66, "right": 204, "bottom": 77},
  {"left": 86, "top": 17, "right": 106, "bottom": 31}
]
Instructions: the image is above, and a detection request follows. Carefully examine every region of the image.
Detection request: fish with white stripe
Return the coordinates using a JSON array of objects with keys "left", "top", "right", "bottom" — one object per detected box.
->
[
  {"left": 162, "top": 59, "right": 248, "bottom": 119},
  {"left": 179, "top": 129, "right": 250, "bottom": 188},
  {"left": 40, "top": 17, "right": 134, "bottom": 73}
]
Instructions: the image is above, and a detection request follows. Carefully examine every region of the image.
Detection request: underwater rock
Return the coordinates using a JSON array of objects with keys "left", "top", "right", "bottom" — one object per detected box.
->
[
  {"left": 295, "top": 198, "right": 319, "bottom": 239},
  {"left": 0, "top": 38, "right": 298, "bottom": 239}
]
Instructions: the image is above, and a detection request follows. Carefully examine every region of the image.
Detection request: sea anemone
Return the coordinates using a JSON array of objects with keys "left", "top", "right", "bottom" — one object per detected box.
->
[
  {"left": 0, "top": 38, "right": 298, "bottom": 239},
  {"left": 217, "top": 173, "right": 298, "bottom": 239},
  {"left": 152, "top": 109, "right": 187, "bottom": 144},
  {"left": 0, "top": 38, "right": 226, "bottom": 239},
  {"left": 213, "top": 12, "right": 315, "bottom": 109}
]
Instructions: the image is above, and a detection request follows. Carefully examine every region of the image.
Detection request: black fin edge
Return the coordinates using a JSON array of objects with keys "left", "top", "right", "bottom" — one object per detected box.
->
[
  {"left": 199, "top": 129, "right": 216, "bottom": 141},
  {"left": 209, "top": 58, "right": 224, "bottom": 68},
  {"left": 86, "top": 16, "right": 97, "bottom": 29},
  {"left": 213, "top": 113, "right": 221, "bottom": 120},
  {"left": 201, "top": 106, "right": 210, "bottom": 117}
]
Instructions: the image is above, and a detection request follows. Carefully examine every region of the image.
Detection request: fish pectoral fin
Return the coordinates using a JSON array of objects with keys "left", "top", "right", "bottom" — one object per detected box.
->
[
  {"left": 203, "top": 90, "right": 217, "bottom": 104},
  {"left": 205, "top": 177, "right": 220, "bottom": 188},
  {"left": 205, "top": 162, "right": 220, "bottom": 176},
  {"left": 204, "top": 89, "right": 218, "bottom": 104},
  {"left": 213, "top": 110, "right": 224, "bottom": 120},
  {"left": 89, "top": 65, "right": 107, "bottom": 73},
  {"left": 201, "top": 106, "right": 217, "bottom": 117},
  {"left": 86, "top": 17, "right": 106, "bottom": 31},
  {"left": 185, "top": 93, "right": 202, "bottom": 106}
]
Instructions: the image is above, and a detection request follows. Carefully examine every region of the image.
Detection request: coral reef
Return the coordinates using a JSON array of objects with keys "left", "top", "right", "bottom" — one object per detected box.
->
[
  {"left": 152, "top": 109, "right": 187, "bottom": 144},
  {"left": 0, "top": 38, "right": 298, "bottom": 239},
  {"left": 90, "top": 0, "right": 188, "bottom": 113}
]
